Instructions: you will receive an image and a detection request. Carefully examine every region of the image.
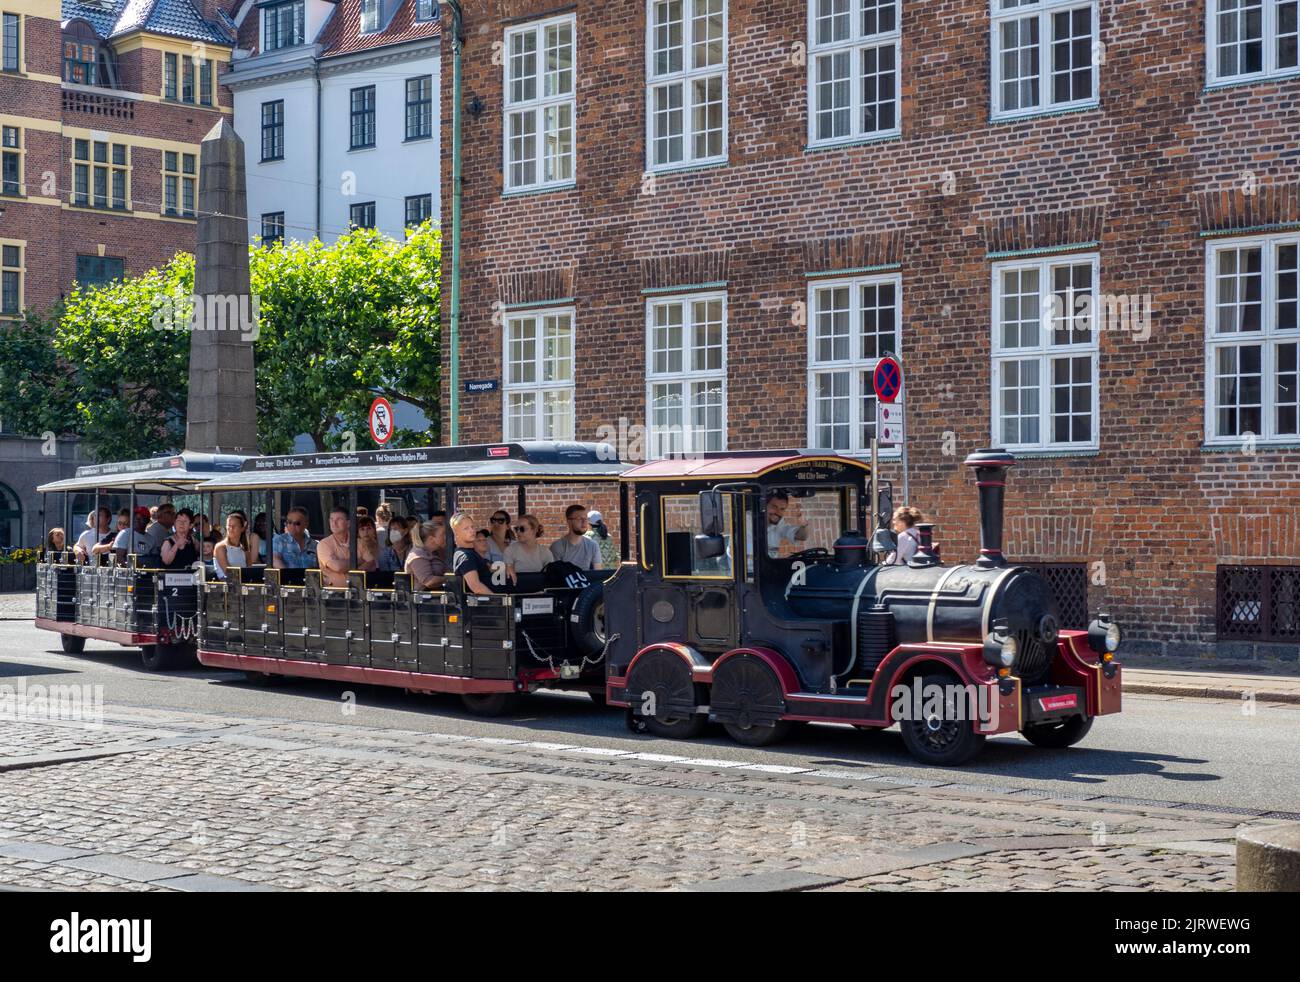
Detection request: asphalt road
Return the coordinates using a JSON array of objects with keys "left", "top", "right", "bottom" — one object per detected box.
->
[{"left": 3, "top": 620, "right": 1298, "bottom": 814}]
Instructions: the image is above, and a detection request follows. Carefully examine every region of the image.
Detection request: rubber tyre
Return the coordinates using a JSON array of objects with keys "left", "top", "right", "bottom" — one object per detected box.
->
[
  {"left": 897, "top": 673, "right": 987, "bottom": 766},
  {"left": 713, "top": 655, "right": 792, "bottom": 748},
  {"left": 461, "top": 692, "right": 522, "bottom": 717},
  {"left": 569, "top": 582, "right": 606, "bottom": 658},
  {"left": 588, "top": 689, "right": 608, "bottom": 707},
  {"left": 140, "top": 644, "right": 177, "bottom": 671},
  {"left": 627, "top": 649, "right": 706, "bottom": 739},
  {"left": 724, "top": 719, "right": 792, "bottom": 747},
  {"left": 1023, "top": 714, "right": 1094, "bottom": 749},
  {"left": 60, "top": 633, "right": 86, "bottom": 654}
]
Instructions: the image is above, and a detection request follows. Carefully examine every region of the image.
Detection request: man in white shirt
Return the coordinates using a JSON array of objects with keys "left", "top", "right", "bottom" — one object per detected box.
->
[
  {"left": 74, "top": 507, "right": 112, "bottom": 564},
  {"left": 765, "top": 493, "right": 808, "bottom": 558},
  {"left": 113, "top": 507, "right": 151, "bottom": 564}
]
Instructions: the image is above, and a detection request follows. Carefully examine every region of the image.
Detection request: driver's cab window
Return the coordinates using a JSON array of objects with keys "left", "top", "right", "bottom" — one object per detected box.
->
[
  {"left": 662, "top": 495, "right": 733, "bottom": 578},
  {"left": 762, "top": 488, "right": 854, "bottom": 559}
]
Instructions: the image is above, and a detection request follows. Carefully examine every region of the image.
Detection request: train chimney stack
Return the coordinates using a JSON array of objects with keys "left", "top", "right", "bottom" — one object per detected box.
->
[{"left": 964, "top": 448, "right": 1016, "bottom": 569}]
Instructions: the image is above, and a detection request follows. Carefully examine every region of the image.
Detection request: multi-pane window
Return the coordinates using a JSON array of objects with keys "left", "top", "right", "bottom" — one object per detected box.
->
[
  {"left": 1209, "top": 0, "right": 1299, "bottom": 83},
  {"left": 647, "top": 0, "right": 727, "bottom": 169},
  {"left": 350, "top": 85, "right": 376, "bottom": 149},
  {"left": 416, "top": 0, "right": 437, "bottom": 21},
  {"left": 75, "top": 255, "right": 124, "bottom": 289},
  {"left": 360, "top": 0, "right": 380, "bottom": 33},
  {"left": 991, "top": 255, "right": 1100, "bottom": 450},
  {"left": 1206, "top": 235, "right": 1300, "bottom": 443},
  {"left": 1, "top": 126, "right": 20, "bottom": 196},
  {"left": 350, "top": 201, "right": 376, "bottom": 229},
  {"left": 164, "top": 52, "right": 177, "bottom": 100},
  {"left": 261, "top": 212, "right": 285, "bottom": 245},
  {"left": 72, "top": 139, "right": 128, "bottom": 210},
  {"left": 3, "top": 13, "right": 20, "bottom": 72},
  {"left": 0, "top": 243, "right": 20, "bottom": 317},
  {"left": 63, "top": 39, "right": 96, "bottom": 85},
  {"left": 503, "top": 15, "right": 575, "bottom": 191},
  {"left": 162, "top": 151, "right": 197, "bottom": 218},
  {"left": 261, "top": 100, "right": 284, "bottom": 161},
  {"left": 646, "top": 294, "right": 727, "bottom": 457},
  {"left": 405, "top": 193, "right": 432, "bottom": 227},
  {"left": 504, "top": 309, "right": 575, "bottom": 440},
  {"left": 990, "top": 0, "right": 1098, "bottom": 118},
  {"left": 263, "top": 1, "right": 305, "bottom": 51},
  {"left": 806, "top": 274, "right": 901, "bottom": 454},
  {"left": 405, "top": 76, "right": 433, "bottom": 140},
  {"left": 808, "top": 0, "right": 900, "bottom": 145},
  {"left": 165, "top": 53, "right": 213, "bottom": 104}
]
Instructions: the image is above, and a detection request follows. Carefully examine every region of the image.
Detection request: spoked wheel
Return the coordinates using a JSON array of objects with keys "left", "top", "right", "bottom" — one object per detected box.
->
[
  {"left": 712, "top": 655, "right": 791, "bottom": 748},
  {"left": 898, "top": 673, "right": 986, "bottom": 765},
  {"left": 626, "top": 649, "right": 706, "bottom": 739},
  {"left": 60, "top": 634, "right": 86, "bottom": 654},
  {"left": 1023, "top": 714, "right": 1094, "bottom": 749},
  {"left": 460, "top": 692, "right": 522, "bottom": 717}
]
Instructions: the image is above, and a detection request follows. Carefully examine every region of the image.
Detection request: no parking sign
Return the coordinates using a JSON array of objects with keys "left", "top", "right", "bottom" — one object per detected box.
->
[{"left": 873, "top": 357, "right": 905, "bottom": 445}]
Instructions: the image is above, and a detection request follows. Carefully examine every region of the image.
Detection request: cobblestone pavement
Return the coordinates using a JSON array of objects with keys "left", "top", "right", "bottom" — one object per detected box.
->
[
  {"left": 0, "top": 706, "right": 1272, "bottom": 892},
  {"left": 0, "top": 592, "right": 33, "bottom": 620}
]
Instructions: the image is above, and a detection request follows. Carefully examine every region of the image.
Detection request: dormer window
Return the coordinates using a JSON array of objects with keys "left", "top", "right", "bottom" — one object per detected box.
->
[
  {"left": 415, "top": 0, "right": 437, "bottom": 22},
  {"left": 360, "top": 0, "right": 380, "bottom": 34},
  {"left": 263, "top": 0, "right": 305, "bottom": 51},
  {"left": 63, "top": 39, "right": 97, "bottom": 85},
  {"left": 61, "top": 20, "right": 117, "bottom": 88}
]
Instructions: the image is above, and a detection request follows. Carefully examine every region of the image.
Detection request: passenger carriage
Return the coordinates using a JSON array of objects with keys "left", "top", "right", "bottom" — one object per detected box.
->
[
  {"left": 34, "top": 452, "right": 247, "bottom": 670},
  {"left": 604, "top": 448, "right": 1124, "bottom": 764},
  {"left": 188, "top": 442, "right": 627, "bottom": 715}
]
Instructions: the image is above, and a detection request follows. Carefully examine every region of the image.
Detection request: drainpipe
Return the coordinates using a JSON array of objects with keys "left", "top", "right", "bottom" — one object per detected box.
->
[
  {"left": 314, "top": 58, "right": 322, "bottom": 238},
  {"left": 445, "top": 1, "right": 464, "bottom": 445}
]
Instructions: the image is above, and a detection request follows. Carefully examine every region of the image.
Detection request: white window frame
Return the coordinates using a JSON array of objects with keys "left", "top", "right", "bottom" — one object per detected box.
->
[
  {"left": 805, "top": 0, "right": 902, "bottom": 147},
  {"left": 1206, "top": 0, "right": 1300, "bottom": 85},
  {"left": 502, "top": 306, "right": 576, "bottom": 441},
  {"left": 360, "top": 0, "right": 380, "bottom": 34},
  {"left": 502, "top": 14, "right": 576, "bottom": 193},
  {"left": 1204, "top": 232, "right": 1300, "bottom": 445},
  {"left": 645, "top": 0, "right": 729, "bottom": 172},
  {"left": 990, "top": 253, "right": 1101, "bottom": 453},
  {"left": 989, "top": 0, "right": 1099, "bottom": 120},
  {"left": 645, "top": 291, "right": 728, "bottom": 458},
  {"left": 805, "top": 272, "right": 903, "bottom": 457}
]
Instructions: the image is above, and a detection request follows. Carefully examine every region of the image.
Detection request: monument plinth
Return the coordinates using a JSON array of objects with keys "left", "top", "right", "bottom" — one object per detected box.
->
[{"left": 186, "top": 117, "right": 258, "bottom": 455}]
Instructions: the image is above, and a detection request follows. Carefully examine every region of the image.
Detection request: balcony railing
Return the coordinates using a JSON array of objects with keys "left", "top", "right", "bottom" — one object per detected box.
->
[{"left": 62, "top": 88, "right": 135, "bottom": 121}]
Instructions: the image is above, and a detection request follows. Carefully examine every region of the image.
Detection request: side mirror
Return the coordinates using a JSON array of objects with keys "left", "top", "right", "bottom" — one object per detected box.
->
[
  {"left": 694, "top": 534, "right": 726, "bottom": 560},
  {"left": 876, "top": 482, "right": 894, "bottom": 530},
  {"left": 698, "top": 490, "right": 725, "bottom": 537}
]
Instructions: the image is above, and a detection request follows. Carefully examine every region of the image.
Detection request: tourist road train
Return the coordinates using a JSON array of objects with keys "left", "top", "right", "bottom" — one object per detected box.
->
[{"left": 35, "top": 442, "right": 1123, "bottom": 765}]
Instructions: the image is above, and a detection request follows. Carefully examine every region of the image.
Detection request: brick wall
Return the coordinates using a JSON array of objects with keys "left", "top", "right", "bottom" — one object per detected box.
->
[{"left": 437, "top": 2, "right": 1298, "bottom": 655}]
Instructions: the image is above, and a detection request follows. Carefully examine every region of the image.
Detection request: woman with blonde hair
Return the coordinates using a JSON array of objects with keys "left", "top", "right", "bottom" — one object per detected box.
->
[
  {"left": 504, "top": 514, "right": 550, "bottom": 584},
  {"left": 213, "top": 511, "right": 255, "bottom": 580},
  {"left": 886, "top": 506, "right": 924, "bottom": 566}
]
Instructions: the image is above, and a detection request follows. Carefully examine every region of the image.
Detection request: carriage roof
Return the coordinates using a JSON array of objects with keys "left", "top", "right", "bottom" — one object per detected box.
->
[{"left": 37, "top": 451, "right": 249, "bottom": 494}]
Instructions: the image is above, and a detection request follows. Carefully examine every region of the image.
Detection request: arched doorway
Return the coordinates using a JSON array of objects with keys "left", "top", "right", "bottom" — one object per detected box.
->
[{"left": 0, "top": 482, "right": 20, "bottom": 549}]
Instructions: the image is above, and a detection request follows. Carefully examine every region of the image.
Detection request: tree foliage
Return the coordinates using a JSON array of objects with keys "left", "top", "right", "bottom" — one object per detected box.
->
[{"left": 0, "top": 225, "right": 441, "bottom": 461}]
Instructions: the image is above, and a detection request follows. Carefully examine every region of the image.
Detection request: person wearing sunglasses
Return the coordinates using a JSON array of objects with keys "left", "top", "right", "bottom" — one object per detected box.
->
[
  {"left": 504, "top": 514, "right": 550, "bottom": 585},
  {"left": 272, "top": 506, "right": 319, "bottom": 570},
  {"left": 486, "top": 510, "right": 513, "bottom": 563}
]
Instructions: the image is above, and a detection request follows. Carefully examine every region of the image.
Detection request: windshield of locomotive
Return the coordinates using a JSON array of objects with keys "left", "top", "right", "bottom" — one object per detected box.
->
[{"left": 761, "top": 487, "right": 856, "bottom": 561}]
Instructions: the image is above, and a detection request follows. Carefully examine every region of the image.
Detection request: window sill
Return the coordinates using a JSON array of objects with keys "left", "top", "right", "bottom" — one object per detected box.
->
[
  {"left": 502, "top": 182, "right": 577, "bottom": 199},
  {"left": 66, "top": 204, "right": 131, "bottom": 215},
  {"left": 990, "top": 102, "right": 1100, "bottom": 126},
  {"left": 260, "top": 156, "right": 285, "bottom": 164},
  {"left": 1204, "top": 68, "right": 1300, "bottom": 94},
  {"left": 647, "top": 158, "right": 728, "bottom": 176},
  {"left": 348, "top": 145, "right": 377, "bottom": 154},
  {"left": 1003, "top": 447, "right": 1100, "bottom": 460},
  {"left": 1201, "top": 441, "right": 1300, "bottom": 453},
  {"left": 403, "top": 135, "right": 433, "bottom": 144},
  {"left": 805, "top": 132, "right": 902, "bottom": 153}
]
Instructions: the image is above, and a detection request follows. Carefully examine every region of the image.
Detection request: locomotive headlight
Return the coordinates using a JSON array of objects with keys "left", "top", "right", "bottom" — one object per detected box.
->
[
  {"left": 983, "top": 620, "right": 1018, "bottom": 669},
  {"left": 1088, "top": 614, "right": 1122, "bottom": 655}
]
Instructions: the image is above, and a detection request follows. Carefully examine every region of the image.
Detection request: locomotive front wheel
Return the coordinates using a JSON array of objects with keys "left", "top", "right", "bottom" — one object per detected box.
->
[
  {"left": 898, "top": 673, "right": 986, "bottom": 766},
  {"left": 627, "top": 649, "right": 706, "bottom": 739},
  {"left": 714, "top": 656, "right": 792, "bottom": 748},
  {"left": 460, "top": 692, "right": 522, "bottom": 717},
  {"left": 1023, "top": 714, "right": 1094, "bottom": 749},
  {"left": 60, "top": 634, "right": 86, "bottom": 654}
]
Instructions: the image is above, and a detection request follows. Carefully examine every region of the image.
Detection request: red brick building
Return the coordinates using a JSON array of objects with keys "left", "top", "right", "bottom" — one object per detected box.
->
[
  {"left": 441, "top": 1, "right": 1300, "bottom": 657},
  {"left": 0, "top": 0, "right": 236, "bottom": 317}
]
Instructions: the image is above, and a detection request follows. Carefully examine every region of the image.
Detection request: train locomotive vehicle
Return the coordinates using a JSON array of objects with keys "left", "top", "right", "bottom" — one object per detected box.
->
[
  {"left": 604, "top": 448, "right": 1124, "bottom": 765},
  {"left": 187, "top": 442, "right": 628, "bottom": 715},
  {"left": 34, "top": 452, "right": 248, "bottom": 670}
]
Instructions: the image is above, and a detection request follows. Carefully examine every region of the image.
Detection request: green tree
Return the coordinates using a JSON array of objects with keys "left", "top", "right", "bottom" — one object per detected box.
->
[{"left": 0, "top": 225, "right": 441, "bottom": 461}]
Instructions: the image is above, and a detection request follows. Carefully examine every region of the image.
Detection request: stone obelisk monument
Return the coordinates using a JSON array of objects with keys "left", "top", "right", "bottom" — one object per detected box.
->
[{"left": 186, "top": 118, "right": 258, "bottom": 454}]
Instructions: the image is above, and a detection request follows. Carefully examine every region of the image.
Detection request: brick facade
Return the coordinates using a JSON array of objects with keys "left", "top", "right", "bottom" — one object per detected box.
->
[
  {"left": 0, "top": 1, "right": 234, "bottom": 317},
  {"left": 442, "top": 1, "right": 1300, "bottom": 656}
]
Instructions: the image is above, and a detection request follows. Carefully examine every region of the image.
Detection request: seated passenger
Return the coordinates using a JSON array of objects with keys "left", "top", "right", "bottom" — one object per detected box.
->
[
  {"left": 46, "top": 527, "right": 66, "bottom": 556},
  {"left": 404, "top": 519, "right": 447, "bottom": 590},
  {"left": 375, "top": 503, "right": 393, "bottom": 541},
  {"left": 315, "top": 506, "right": 353, "bottom": 588},
  {"left": 143, "top": 503, "right": 176, "bottom": 563},
  {"left": 550, "top": 504, "right": 601, "bottom": 570},
  {"left": 475, "top": 528, "right": 493, "bottom": 560},
  {"left": 356, "top": 516, "right": 380, "bottom": 573},
  {"left": 213, "top": 511, "right": 251, "bottom": 580},
  {"left": 486, "top": 510, "right": 512, "bottom": 563},
  {"left": 160, "top": 508, "right": 200, "bottom": 569},
  {"left": 112, "top": 507, "right": 151, "bottom": 564},
  {"left": 252, "top": 512, "right": 269, "bottom": 564},
  {"left": 584, "top": 509, "right": 619, "bottom": 569},
  {"left": 451, "top": 512, "right": 497, "bottom": 595},
  {"left": 273, "top": 507, "right": 318, "bottom": 569},
  {"left": 75, "top": 508, "right": 112, "bottom": 564},
  {"left": 198, "top": 513, "right": 220, "bottom": 560},
  {"left": 505, "top": 515, "right": 550, "bottom": 584},
  {"left": 379, "top": 517, "right": 413, "bottom": 572},
  {"left": 92, "top": 509, "right": 129, "bottom": 559}
]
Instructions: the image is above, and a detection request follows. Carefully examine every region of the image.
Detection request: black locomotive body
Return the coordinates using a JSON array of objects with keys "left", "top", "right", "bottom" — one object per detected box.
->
[{"left": 606, "top": 448, "right": 1123, "bottom": 765}]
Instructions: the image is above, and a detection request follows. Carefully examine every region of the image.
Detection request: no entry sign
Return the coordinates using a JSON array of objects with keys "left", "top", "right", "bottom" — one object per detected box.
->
[
  {"left": 368, "top": 397, "right": 394, "bottom": 445},
  {"left": 873, "top": 357, "right": 903, "bottom": 403}
]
